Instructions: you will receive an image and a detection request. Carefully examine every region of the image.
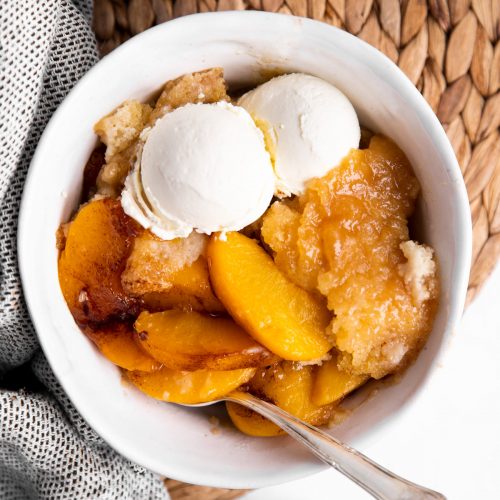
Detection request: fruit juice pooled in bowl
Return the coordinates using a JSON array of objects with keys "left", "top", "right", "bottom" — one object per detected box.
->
[{"left": 57, "top": 68, "right": 439, "bottom": 436}]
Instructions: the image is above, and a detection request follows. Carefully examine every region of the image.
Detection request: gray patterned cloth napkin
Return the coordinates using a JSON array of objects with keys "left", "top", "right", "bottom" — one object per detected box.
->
[{"left": 0, "top": 1, "right": 168, "bottom": 497}]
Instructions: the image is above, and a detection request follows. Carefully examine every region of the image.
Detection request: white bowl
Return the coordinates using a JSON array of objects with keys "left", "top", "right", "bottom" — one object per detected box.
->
[{"left": 18, "top": 12, "right": 472, "bottom": 489}]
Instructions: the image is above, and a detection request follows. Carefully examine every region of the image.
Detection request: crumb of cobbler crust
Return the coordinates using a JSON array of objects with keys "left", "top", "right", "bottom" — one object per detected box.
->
[
  {"left": 327, "top": 407, "right": 352, "bottom": 427},
  {"left": 56, "top": 223, "right": 71, "bottom": 251},
  {"left": 209, "top": 416, "right": 221, "bottom": 435},
  {"left": 94, "top": 100, "right": 152, "bottom": 160},
  {"left": 399, "top": 241, "right": 437, "bottom": 305},
  {"left": 121, "top": 231, "right": 207, "bottom": 296},
  {"left": 296, "top": 352, "right": 332, "bottom": 367}
]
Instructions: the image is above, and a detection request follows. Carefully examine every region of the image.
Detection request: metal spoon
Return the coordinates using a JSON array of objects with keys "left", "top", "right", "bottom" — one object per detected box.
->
[{"left": 183, "top": 391, "right": 446, "bottom": 500}]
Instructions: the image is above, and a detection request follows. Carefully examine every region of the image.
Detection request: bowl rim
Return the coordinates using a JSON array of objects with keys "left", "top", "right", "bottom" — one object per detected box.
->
[{"left": 18, "top": 10, "right": 472, "bottom": 488}]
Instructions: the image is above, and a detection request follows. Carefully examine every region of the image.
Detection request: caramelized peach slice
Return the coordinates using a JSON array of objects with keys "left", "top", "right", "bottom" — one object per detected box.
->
[
  {"left": 84, "top": 323, "right": 161, "bottom": 372},
  {"left": 126, "top": 367, "right": 255, "bottom": 404},
  {"left": 207, "top": 232, "right": 332, "bottom": 361},
  {"left": 228, "top": 361, "right": 335, "bottom": 436},
  {"left": 58, "top": 199, "right": 140, "bottom": 325},
  {"left": 311, "top": 355, "right": 369, "bottom": 406},
  {"left": 226, "top": 402, "right": 284, "bottom": 437},
  {"left": 134, "top": 310, "right": 277, "bottom": 371}
]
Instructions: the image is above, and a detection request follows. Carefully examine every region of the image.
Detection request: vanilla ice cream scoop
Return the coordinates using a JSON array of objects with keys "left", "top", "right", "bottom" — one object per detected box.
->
[
  {"left": 121, "top": 102, "right": 275, "bottom": 240},
  {"left": 238, "top": 73, "right": 360, "bottom": 196}
]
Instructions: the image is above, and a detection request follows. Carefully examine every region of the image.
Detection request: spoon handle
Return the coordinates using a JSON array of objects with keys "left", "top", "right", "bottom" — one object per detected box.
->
[{"left": 227, "top": 391, "right": 445, "bottom": 500}]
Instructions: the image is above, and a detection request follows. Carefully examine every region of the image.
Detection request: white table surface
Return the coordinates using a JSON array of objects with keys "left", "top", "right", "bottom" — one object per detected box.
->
[{"left": 244, "top": 263, "right": 500, "bottom": 500}]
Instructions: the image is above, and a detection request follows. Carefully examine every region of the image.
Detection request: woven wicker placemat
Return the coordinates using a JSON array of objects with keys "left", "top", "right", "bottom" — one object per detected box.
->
[{"left": 93, "top": 1, "right": 499, "bottom": 498}]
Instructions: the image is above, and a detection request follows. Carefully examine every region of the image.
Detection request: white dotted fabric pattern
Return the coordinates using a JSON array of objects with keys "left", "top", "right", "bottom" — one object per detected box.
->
[{"left": 0, "top": 1, "right": 168, "bottom": 498}]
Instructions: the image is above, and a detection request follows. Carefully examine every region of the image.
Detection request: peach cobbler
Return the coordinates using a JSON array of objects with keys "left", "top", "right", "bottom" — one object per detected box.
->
[{"left": 57, "top": 68, "right": 439, "bottom": 436}]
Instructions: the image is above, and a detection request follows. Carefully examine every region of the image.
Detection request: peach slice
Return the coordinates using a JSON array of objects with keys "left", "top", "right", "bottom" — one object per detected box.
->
[
  {"left": 207, "top": 232, "right": 333, "bottom": 360},
  {"left": 84, "top": 323, "right": 161, "bottom": 372},
  {"left": 126, "top": 367, "right": 255, "bottom": 404},
  {"left": 311, "top": 355, "right": 369, "bottom": 406},
  {"left": 134, "top": 310, "right": 278, "bottom": 371},
  {"left": 227, "top": 361, "right": 335, "bottom": 436},
  {"left": 226, "top": 402, "right": 284, "bottom": 437},
  {"left": 250, "top": 362, "right": 336, "bottom": 424},
  {"left": 58, "top": 198, "right": 140, "bottom": 325}
]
